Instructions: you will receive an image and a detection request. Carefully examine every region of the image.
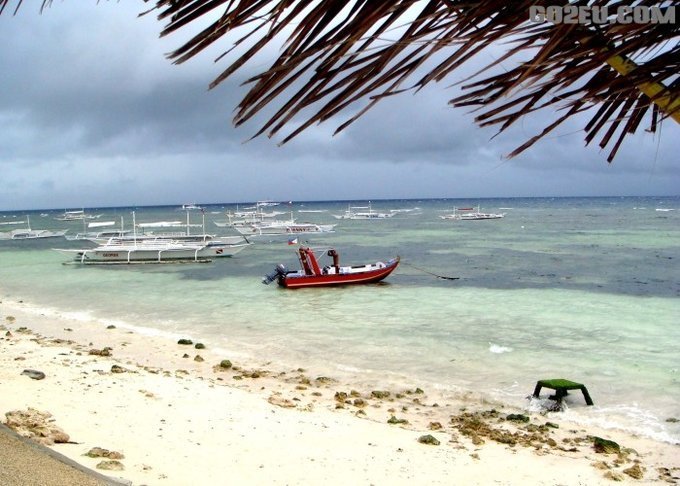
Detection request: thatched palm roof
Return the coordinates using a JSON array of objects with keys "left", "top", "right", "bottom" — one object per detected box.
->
[{"left": 3, "top": 1, "right": 678, "bottom": 161}]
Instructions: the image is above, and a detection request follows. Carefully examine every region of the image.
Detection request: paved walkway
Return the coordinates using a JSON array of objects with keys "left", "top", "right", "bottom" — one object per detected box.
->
[{"left": 0, "top": 424, "right": 127, "bottom": 486}]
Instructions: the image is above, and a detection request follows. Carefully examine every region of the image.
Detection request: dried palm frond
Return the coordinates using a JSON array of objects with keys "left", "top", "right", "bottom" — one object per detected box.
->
[{"left": 3, "top": 0, "right": 678, "bottom": 161}]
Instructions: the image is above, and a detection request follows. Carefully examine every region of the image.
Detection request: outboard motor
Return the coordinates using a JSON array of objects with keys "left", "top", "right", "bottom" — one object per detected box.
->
[{"left": 262, "top": 264, "right": 286, "bottom": 285}]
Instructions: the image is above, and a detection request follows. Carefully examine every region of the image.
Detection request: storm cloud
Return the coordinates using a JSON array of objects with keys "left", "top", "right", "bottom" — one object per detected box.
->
[{"left": 0, "top": 3, "right": 677, "bottom": 210}]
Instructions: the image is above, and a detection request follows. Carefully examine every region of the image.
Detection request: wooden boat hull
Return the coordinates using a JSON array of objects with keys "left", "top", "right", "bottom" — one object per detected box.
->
[{"left": 279, "top": 257, "right": 399, "bottom": 288}]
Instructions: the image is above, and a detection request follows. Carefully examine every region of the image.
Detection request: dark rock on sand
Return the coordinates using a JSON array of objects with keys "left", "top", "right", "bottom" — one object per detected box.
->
[
  {"left": 21, "top": 369, "right": 46, "bottom": 380},
  {"left": 219, "top": 360, "right": 232, "bottom": 369},
  {"left": 315, "top": 376, "right": 335, "bottom": 384},
  {"left": 84, "top": 447, "right": 125, "bottom": 460},
  {"left": 418, "top": 434, "right": 440, "bottom": 446},
  {"left": 387, "top": 416, "right": 409, "bottom": 425},
  {"left": 593, "top": 436, "right": 621, "bottom": 454},
  {"left": 96, "top": 460, "right": 125, "bottom": 471},
  {"left": 177, "top": 339, "right": 193, "bottom": 345},
  {"left": 195, "top": 343, "right": 206, "bottom": 349},
  {"left": 506, "top": 414, "right": 530, "bottom": 423},
  {"left": 623, "top": 464, "right": 645, "bottom": 479}
]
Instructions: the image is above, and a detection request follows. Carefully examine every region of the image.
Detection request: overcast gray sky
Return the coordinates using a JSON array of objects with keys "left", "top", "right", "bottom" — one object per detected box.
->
[{"left": 1, "top": 3, "right": 677, "bottom": 211}]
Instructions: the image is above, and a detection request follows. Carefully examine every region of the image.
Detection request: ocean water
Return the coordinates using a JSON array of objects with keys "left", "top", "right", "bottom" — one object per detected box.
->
[{"left": 1, "top": 197, "right": 678, "bottom": 442}]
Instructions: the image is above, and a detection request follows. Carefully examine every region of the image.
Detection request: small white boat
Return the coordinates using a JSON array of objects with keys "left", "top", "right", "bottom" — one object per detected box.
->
[
  {"left": 0, "top": 215, "right": 67, "bottom": 240},
  {"left": 439, "top": 206, "right": 506, "bottom": 221},
  {"left": 332, "top": 203, "right": 394, "bottom": 220}
]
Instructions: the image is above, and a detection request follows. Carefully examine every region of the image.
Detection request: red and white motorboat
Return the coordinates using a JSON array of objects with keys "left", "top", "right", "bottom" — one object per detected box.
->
[{"left": 263, "top": 246, "right": 399, "bottom": 289}]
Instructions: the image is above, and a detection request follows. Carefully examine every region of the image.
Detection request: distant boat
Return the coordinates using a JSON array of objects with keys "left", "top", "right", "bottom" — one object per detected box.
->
[
  {"left": 439, "top": 206, "right": 505, "bottom": 221},
  {"left": 257, "top": 200, "right": 280, "bottom": 207},
  {"left": 0, "top": 215, "right": 68, "bottom": 240},
  {"left": 55, "top": 209, "right": 102, "bottom": 221},
  {"left": 332, "top": 202, "right": 394, "bottom": 220},
  {"left": 389, "top": 207, "right": 421, "bottom": 213},
  {"left": 180, "top": 203, "right": 202, "bottom": 211},
  {"left": 263, "top": 246, "right": 399, "bottom": 288},
  {"left": 233, "top": 212, "right": 335, "bottom": 240},
  {"left": 214, "top": 202, "right": 287, "bottom": 227}
]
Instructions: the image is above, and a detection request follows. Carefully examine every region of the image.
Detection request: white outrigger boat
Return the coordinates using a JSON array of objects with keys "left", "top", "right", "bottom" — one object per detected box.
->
[
  {"left": 332, "top": 202, "right": 394, "bottom": 220},
  {"left": 54, "top": 212, "right": 250, "bottom": 264},
  {"left": 0, "top": 215, "right": 68, "bottom": 240},
  {"left": 439, "top": 206, "right": 506, "bottom": 221},
  {"left": 214, "top": 202, "right": 286, "bottom": 228},
  {"left": 233, "top": 212, "right": 335, "bottom": 240},
  {"left": 54, "top": 240, "right": 231, "bottom": 264},
  {"left": 55, "top": 237, "right": 249, "bottom": 264},
  {"left": 55, "top": 209, "right": 102, "bottom": 221}
]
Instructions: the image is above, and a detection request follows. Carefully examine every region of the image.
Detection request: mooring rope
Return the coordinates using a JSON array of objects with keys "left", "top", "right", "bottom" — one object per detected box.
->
[{"left": 400, "top": 260, "right": 460, "bottom": 280}]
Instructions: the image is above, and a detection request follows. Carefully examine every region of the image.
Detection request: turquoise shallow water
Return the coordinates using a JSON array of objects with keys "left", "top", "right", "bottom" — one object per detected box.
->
[{"left": 1, "top": 197, "right": 678, "bottom": 442}]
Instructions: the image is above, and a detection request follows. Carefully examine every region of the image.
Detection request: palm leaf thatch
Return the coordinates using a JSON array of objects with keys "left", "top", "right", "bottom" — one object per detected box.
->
[{"left": 4, "top": 1, "right": 678, "bottom": 162}]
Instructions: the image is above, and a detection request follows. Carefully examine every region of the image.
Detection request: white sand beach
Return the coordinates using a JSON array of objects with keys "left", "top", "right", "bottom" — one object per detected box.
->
[{"left": 1, "top": 298, "right": 678, "bottom": 485}]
